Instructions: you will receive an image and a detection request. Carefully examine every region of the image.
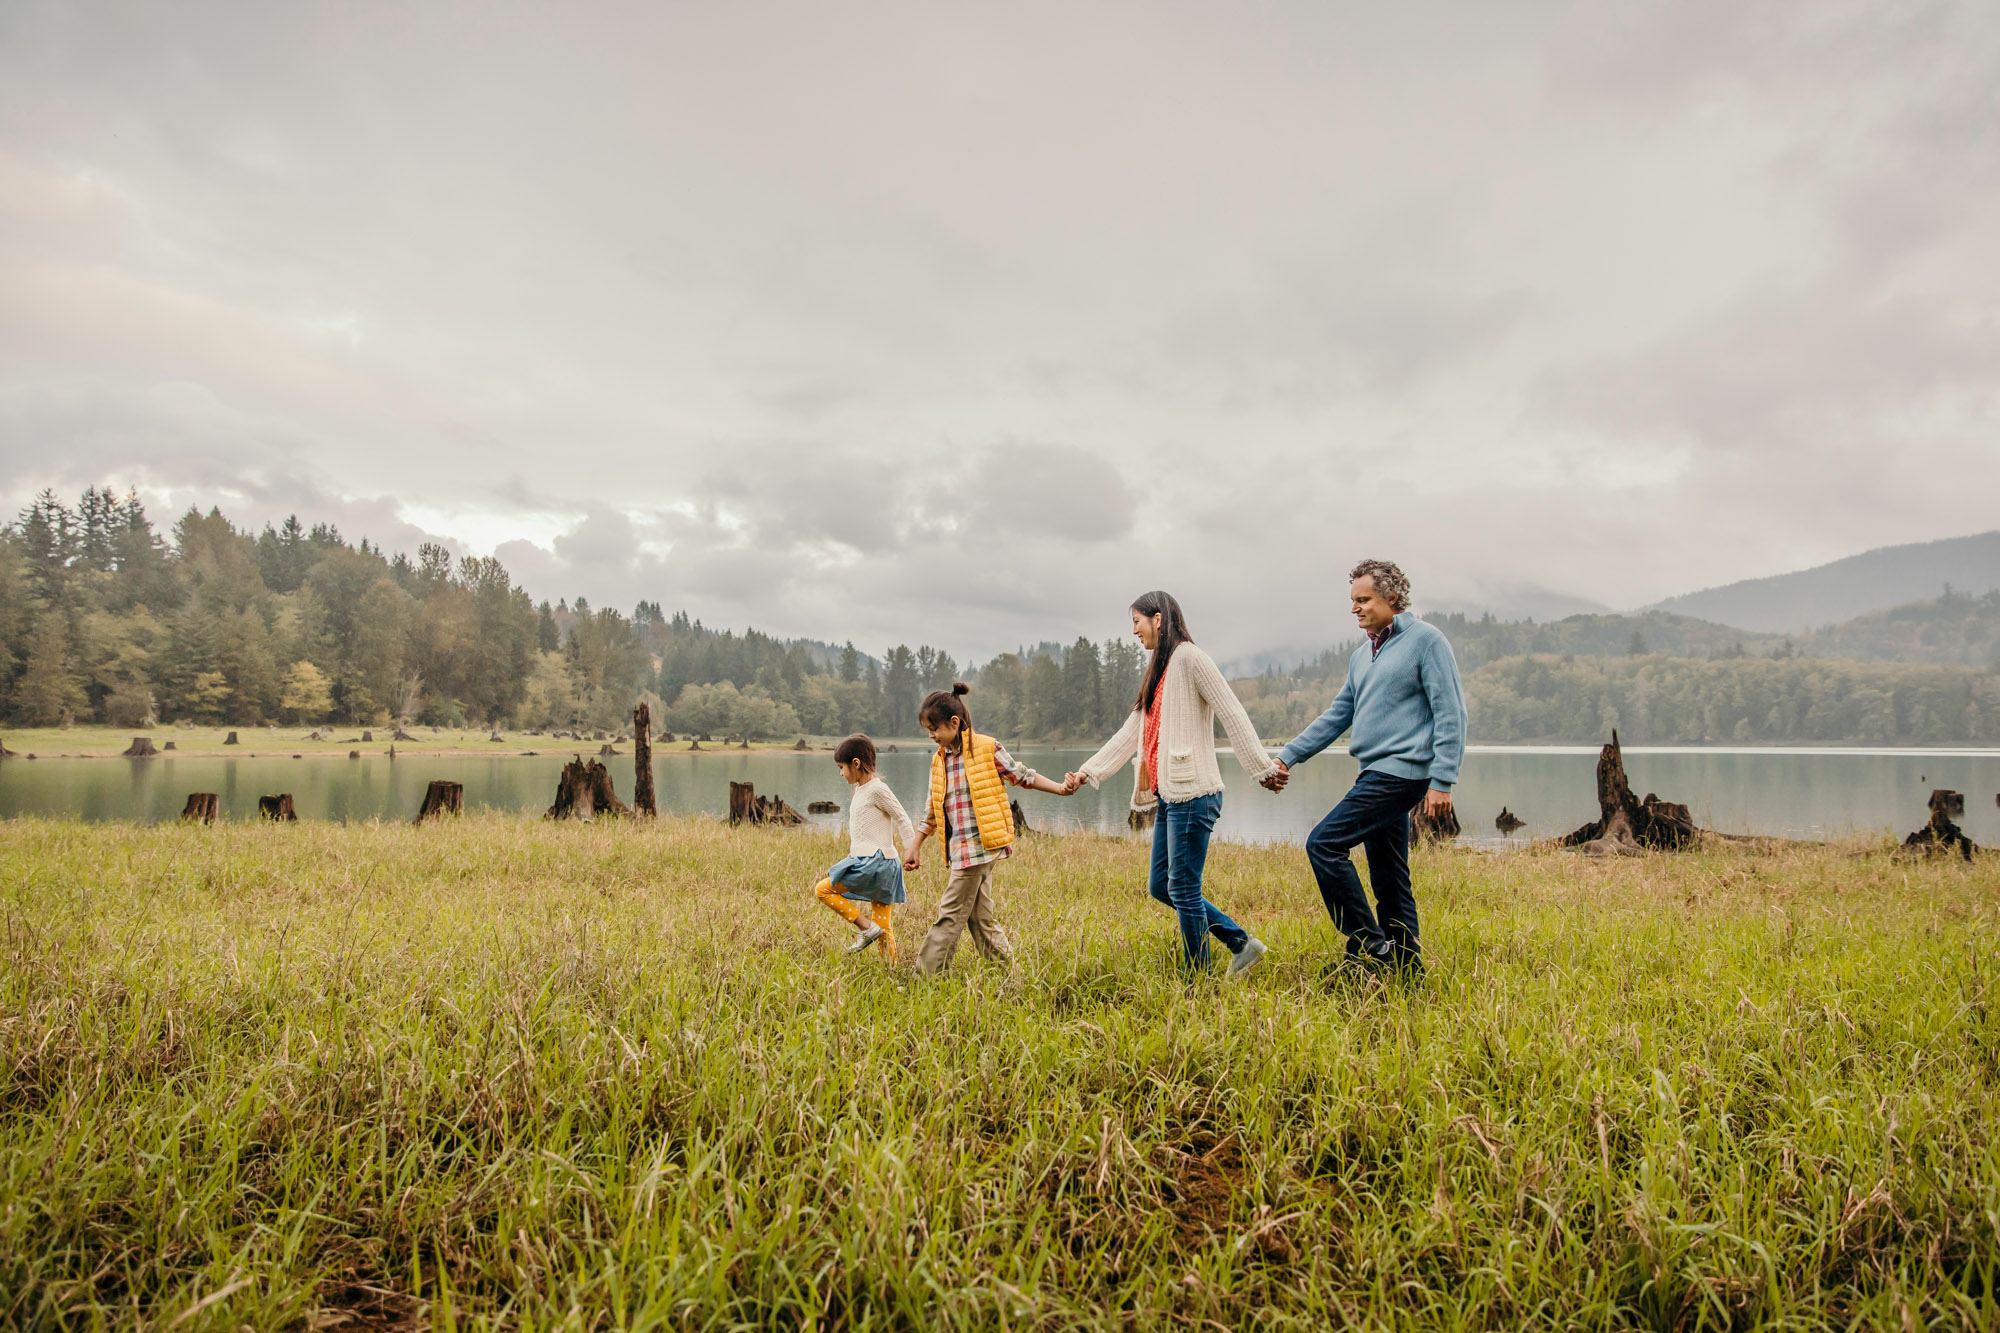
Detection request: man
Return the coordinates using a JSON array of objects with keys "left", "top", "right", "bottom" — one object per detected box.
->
[{"left": 1263, "top": 559, "right": 1465, "bottom": 976}]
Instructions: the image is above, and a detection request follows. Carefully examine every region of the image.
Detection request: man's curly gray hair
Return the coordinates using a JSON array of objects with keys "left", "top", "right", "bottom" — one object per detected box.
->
[{"left": 1349, "top": 558, "right": 1411, "bottom": 612}]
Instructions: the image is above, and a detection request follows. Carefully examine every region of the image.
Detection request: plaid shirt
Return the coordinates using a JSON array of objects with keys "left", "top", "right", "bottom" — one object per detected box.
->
[
  {"left": 1369, "top": 621, "right": 1397, "bottom": 658},
  {"left": 935, "top": 744, "right": 1040, "bottom": 870}
]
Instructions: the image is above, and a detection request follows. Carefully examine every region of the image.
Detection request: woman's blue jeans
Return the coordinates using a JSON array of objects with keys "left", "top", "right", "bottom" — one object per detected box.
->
[{"left": 1149, "top": 791, "right": 1249, "bottom": 972}]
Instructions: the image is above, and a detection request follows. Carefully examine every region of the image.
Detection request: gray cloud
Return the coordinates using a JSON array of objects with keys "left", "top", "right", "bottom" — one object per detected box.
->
[{"left": 3, "top": 0, "right": 1997, "bottom": 663}]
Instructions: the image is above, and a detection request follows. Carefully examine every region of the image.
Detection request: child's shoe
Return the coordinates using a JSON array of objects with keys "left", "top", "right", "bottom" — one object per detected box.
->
[{"left": 847, "top": 922, "right": 886, "bottom": 953}]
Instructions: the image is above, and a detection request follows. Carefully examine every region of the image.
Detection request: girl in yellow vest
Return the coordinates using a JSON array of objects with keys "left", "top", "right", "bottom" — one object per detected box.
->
[{"left": 904, "top": 683, "right": 1075, "bottom": 976}]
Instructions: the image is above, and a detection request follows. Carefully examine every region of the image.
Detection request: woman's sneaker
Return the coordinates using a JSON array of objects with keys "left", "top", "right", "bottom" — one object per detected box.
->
[
  {"left": 847, "top": 923, "right": 885, "bottom": 953},
  {"left": 1227, "top": 937, "right": 1268, "bottom": 979}
]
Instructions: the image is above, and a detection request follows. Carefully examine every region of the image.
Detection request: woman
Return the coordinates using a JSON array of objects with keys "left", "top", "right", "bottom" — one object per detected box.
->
[{"left": 1065, "top": 591, "right": 1281, "bottom": 977}]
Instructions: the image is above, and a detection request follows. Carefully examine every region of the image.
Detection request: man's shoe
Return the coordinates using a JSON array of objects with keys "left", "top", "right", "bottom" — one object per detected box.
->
[
  {"left": 1227, "top": 937, "right": 1268, "bottom": 979},
  {"left": 846, "top": 923, "right": 885, "bottom": 953}
]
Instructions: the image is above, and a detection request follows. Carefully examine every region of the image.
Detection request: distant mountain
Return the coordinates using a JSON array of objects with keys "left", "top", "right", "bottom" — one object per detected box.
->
[
  {"left": 1647, "top": 530, "right": 2000, "bottom": 634},
  {"left": 1800, "top": 588, "right": 2000, "bottom": 667}
]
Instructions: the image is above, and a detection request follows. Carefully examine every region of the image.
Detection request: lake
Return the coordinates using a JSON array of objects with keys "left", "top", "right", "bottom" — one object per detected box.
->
[{"left": 3, "top": 744, "right": 1996, "bottom": 847}]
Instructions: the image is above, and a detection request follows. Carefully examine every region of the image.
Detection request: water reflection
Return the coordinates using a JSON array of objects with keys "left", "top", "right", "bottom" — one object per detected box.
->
[{"left": 2, "top": 745, "right": 1996, "bottom": 847}]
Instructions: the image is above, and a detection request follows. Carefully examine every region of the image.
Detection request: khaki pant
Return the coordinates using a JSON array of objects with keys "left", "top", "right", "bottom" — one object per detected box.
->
[{"left": 913, "top": 861, "right": 1014, "bottom": 975}]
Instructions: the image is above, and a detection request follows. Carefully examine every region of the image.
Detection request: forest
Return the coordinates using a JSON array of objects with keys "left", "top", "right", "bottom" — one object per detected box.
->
[
  {"left": 0, "top": 489, "right": 1141, "bottom": 741},
  {"left": 5, "top": 488, "right": 1996, "bottom": 745}
]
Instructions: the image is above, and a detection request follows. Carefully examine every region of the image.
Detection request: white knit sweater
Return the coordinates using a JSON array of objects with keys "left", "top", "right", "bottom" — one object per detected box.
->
[
  {"left": 846, "top": 776, "right": 917, "bottom": 859},
  {"left": 1077, "top": 643, "right": 1278, "bottom": 802}
]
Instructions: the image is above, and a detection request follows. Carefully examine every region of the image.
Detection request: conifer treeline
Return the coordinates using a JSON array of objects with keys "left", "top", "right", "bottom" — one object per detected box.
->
[{"left": 0, "top": 490, "right": 1143, "bottom": 740}]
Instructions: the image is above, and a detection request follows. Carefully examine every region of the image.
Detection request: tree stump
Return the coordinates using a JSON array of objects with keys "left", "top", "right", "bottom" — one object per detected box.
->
[
  {"left": 349, "top": 750, "right": 360, "bottom": 758},
  {"left": 1411, "top": 802, "right": 1461, "bottom": 843},
  {"left": 181, "top": 793, "right": 219, "bottom": 823},
  {"left": 1904, "top": 789, "right": 1977, "bottom": 860},
  {"left": 807, "top": 800, "right": 840, "bottom": 814},
  {"left": 0, "top": 738, "right": 15, "bottom": 758},
  {"left": 1011, "top": 799, "right": 1031, "bottom": 835},
  {"left": 414, "top": 780, "right": 464, "bottom": 822},
  {"left": 122, "top": 736, "right": 159, "bottom": 757},
  {"left": 632, "top": 704, "right": 657, "bottom": 817},
  {"left": 663, "top": 732, "right": 676, "bottom": 743},
  {"left": 258, "top": 793, "right": 298, "bottom": 822},
  {"left": 1494, "top": 806, "right": 1524, "bottom": 836},
  {"left": 393, "top": 726, "right": 416, "bottom": 742},
  {"left": 599, "top": 743, "right": 621, "bottom": 757},
  {"left": 728, "top": 781, "right": 805, "bottom": 826},
  {"left": 794, "top": 737, "right": 810, "bottom": 751},
  {"left": 223, "top": 731, "right": 239, "bottom": 746},
  {"left": 687, "top": 739, "right": 702, "bottom": 751},
  {"left": 489, "top": 729, "right": 504, "bottom": 743},
  {"left": 360, "top": 730, "right": 373, "bottom": 742},
  {"left": 1561, "top": 731, "right": 1699, "bottom": 855},
  {"left": 547, "top": 759, "right": 630, "bottom": 820},
  {"left": 739, "top": 738, "right": 751, "bottom": 750},
  {"left": 162, "top": 741, "right": 176, "bottom": 750}
]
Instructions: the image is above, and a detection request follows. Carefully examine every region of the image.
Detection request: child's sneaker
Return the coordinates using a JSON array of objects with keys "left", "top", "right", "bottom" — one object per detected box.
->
[
  {"left": 1228, "top": 937, "right": 1268, "bottom": 979},
  {"left": 847, "top": 923, "right": 885, "bottom": 953}
]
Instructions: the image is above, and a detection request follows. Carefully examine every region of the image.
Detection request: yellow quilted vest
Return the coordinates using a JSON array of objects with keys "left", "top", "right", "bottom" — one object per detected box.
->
[{"left": 928, "top": 727, "right": 1015, "bottom": 855}]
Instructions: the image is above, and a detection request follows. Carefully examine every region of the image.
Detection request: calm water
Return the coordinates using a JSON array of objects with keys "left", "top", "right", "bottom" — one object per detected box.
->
[{"left": 3, "top": 745, "right": 1996, "bottom": 847}]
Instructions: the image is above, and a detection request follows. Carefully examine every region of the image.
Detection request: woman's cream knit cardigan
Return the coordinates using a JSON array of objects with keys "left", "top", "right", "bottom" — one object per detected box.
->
[{"left": 1076, "top": 643, "right": 1279, "bottom": 803}]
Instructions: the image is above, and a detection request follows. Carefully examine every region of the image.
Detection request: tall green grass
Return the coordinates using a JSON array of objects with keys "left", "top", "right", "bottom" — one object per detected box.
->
[{"left": 1, "top": 815, "right": 1994, "bottom": 1330}]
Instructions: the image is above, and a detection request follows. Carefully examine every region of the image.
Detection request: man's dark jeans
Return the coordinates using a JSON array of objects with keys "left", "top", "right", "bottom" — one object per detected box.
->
[{"left": 1305, "top": 770, "right": 1432, "bottom": 970}]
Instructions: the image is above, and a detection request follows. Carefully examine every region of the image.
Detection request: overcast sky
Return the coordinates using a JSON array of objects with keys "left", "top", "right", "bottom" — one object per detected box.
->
[{"left": 2, "top": 0, "right": 1995, "bottom": 663}]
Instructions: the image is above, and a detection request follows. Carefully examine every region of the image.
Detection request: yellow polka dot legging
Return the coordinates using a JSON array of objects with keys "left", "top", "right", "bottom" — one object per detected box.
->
[{"left": 814, "top": 878, "right": 896, "bottom": 962}]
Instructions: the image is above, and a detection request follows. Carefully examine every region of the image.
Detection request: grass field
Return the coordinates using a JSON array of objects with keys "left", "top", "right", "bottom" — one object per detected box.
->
[{"left": 1, "top": 816, "right": 1995, "bottom": 1330}]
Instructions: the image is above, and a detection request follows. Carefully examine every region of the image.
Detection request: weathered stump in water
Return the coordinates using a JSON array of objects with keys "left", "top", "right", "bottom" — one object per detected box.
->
[
  {"left": 1495, "top": 806, "right": 1524, "bottom": 836},
  {"left": 728, "top": 781, "right": 805, "bottom": 826},
  {"left": 1561, "top": 731, "right": 1698, "bottom": 855},
  {"left": 223, "top": 731, "right": 239, "bottom": 746},
  {"left": 598, "top": 743, "right": 620, "bottom": 757},
  {"left": 122, "top": 736, "right": 159, "bottom": 757},
  {"left": 807, "top": 800, "right": 840, "bottom": 814},
  {"left": 1904, "top": 789, "right": 1977, "bottom": 860},
  {"left": 393, "top": 726, "right": 416, "bottom": 742},
  {"left": 259, "top": 793, "right": 298, "bottom": 822},
  {"left": 1411, "top": 802, "right": 1461, "bottom": 843},
  {"left": 414, "top": 780, "right": 464, "bottom": 822},
  {"left": 794, "top": 736, "right": 810, "bottom": 751},
  {"left": 632, "top": 704, "right": 656, "bottom": 817},
  {"left": 360, "top": 730, "right": 373, "bottom": 742},
  {"left": 162, "top": 741, "right": 176, "bottom": 751},
  {"left": 1011, "top": 799, "right": 1031, "bottom": 836},
  {"left": 181, "top": 793, "right": 219, "bottom": 824},
  {"left": 547, "top": 759, "right": 630, "bottom": 820}
]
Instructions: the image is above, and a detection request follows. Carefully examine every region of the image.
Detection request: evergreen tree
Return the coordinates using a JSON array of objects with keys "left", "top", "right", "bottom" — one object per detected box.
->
[{"left": 16, "top": 617, "right": 81, "bottom": 725}]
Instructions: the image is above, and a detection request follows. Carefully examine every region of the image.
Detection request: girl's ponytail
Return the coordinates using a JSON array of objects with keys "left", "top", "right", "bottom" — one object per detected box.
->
[{"left": 919, "top": 681, "right": 974, "bottom": 736}]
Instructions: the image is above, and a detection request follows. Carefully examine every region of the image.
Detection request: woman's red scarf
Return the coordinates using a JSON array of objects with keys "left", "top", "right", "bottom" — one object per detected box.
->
[{"left": 1141, "top": 652, "right": 1168, "bottom": 794}]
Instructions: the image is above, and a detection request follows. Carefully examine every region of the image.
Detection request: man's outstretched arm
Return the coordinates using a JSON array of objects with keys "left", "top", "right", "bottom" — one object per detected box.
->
[{"left": 1278, "top": 674, "right": 1355, "bottom": 770}]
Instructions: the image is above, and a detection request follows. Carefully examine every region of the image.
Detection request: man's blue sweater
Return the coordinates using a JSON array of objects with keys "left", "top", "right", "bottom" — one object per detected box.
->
[{"left": 1278, "top": 613, "right": 1467, "bottom": 790}]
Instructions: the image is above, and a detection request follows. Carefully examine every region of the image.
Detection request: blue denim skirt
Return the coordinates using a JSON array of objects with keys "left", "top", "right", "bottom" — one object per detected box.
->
[{"left": 827, "top": 851, "right": 907, "bottom": 904}]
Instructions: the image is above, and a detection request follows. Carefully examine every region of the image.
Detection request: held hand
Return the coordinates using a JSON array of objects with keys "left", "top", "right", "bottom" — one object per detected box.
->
[
  {"left": 1060, "top": 771, "right": 1085, "bottom": 795},
  {"left": 903, "top": 853, "right": 922, "bottom": 872},
  {"left": 1261, "top": 759, "right": 1290, "bottom": 792},
  {"left": 1422, "top": 788, "right": 1453, "bottom": 819}
]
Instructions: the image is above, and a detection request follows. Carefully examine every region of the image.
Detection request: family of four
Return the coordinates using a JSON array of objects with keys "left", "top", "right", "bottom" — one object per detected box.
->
[{"left": 809, "top": 558, "right": 1469, "bottom": 981}]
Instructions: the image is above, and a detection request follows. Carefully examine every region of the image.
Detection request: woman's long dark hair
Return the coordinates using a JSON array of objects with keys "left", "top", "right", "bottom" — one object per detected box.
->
[{"left": 1132, "top": 591, "right": 1193, "bottom": 712}]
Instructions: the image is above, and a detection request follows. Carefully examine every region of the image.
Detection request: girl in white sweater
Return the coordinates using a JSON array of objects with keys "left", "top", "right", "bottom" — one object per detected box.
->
[
  {"left": 814, "top": 733, "right": 916, "bottom": 962},
  {"left": 1066, "top": 591, "right": 1280, "bottom": 978}
]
